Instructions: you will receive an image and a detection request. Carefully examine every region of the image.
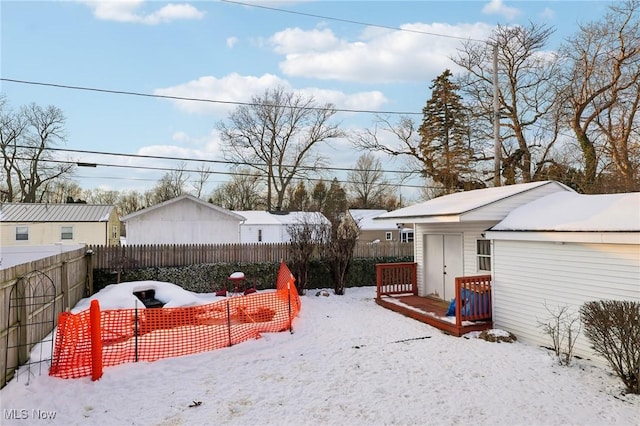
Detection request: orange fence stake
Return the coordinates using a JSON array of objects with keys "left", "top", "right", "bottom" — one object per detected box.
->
[{"left": 90, "top": 299, "right": 103, "bottom": 381}]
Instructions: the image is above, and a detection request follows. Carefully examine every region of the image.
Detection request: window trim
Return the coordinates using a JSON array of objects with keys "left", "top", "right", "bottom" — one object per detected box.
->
[
  {"left": 16, "top": 226, "right": 29, "bottom": 241},
  {"left": 61, "top": 225, "right": 74, "bottom": 240},
  {"left": 401, "top": 230, "right": 414, "bottom": 243},
  {"left": 385, "top": 231, "right": 393, "bottom": 241},
  {"left": 477, "top": 239, "right": 491, "bottom": 272}
]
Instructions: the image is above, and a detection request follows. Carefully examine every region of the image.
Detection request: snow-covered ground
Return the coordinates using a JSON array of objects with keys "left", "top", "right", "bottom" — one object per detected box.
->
[{"left": 1, "top": 284, "right": 638, "bottom": 425}]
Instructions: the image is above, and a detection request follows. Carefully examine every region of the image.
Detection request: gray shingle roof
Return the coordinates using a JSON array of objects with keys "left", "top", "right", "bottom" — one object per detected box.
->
[{"left": 0, "top": 203, "right": 115, "bottom": 222}]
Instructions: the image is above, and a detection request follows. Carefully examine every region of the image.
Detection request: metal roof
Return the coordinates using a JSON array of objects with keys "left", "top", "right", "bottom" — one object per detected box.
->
[{"left": 0, "top": 203, "right": 116, "bottom": 223}]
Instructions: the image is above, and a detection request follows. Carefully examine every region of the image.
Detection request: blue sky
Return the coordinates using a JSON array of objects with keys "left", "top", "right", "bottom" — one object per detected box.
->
[{"left": 1, "top": 0, "right": 611, "bottom": 200}]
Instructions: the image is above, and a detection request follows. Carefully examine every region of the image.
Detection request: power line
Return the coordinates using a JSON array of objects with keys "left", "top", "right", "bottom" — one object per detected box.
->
[
  {"left": 23, "top": 157, "right": 427, "bottom": 190},
  {"left": 0, "top": 78, "right": 421, "bottom": 116},
  {"left": 220, "top": 0, "right": 485, "bottom": 43},
  {"left": 14, "top": 144, "right": 416, "bottom": 175}
]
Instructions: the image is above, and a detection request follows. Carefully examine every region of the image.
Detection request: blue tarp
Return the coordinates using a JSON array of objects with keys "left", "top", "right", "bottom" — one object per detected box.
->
[{"left": 446, "top": 288, "right": 490, "bottom": 317}]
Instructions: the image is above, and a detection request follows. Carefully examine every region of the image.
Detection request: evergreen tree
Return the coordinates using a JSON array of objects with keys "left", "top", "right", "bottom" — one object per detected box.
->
[
  {"left": 310, "top": 180, "right": 328, "bottom": 211},
  {"left": 287, "top": 181, "right": 310, "bottom": 211},
  {"left": 419, "top": 69, "right": 476, "bottom": 193},
  {"left": 322, "top": 178, "right": 348, "bottom": 224}
]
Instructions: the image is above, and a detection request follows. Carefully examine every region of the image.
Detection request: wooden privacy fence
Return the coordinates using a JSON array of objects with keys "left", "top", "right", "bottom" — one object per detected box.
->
[
  {"left": 1, "top": 247, "right": 91, "bottom": 389},
  {"left": 89, "top": 241, "right": 414, "bottom": 270}
]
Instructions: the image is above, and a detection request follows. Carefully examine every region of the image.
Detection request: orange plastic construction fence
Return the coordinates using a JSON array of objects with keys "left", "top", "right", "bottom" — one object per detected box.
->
[{"left": 49, "top": 261, "right": 301, "bottom": 380}]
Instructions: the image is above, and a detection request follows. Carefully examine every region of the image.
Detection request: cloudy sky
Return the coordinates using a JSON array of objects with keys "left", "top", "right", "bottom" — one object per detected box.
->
[{"left": 1, "top": 1, "right": 611, "bottom": 199}]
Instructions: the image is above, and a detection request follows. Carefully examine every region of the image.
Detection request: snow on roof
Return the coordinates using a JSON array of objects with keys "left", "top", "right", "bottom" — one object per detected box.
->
[
  {"left": 377, "top": 181, "right": 571, "bottom": 220},
  {"left": 491, "top": 192, "right": 640, "bottom": 232},
  {"left": 349, "top": 209, "right": 397, "bottom": 230},
  {"left": 235, "top": 211, "right": 330, "bottom": 226}
]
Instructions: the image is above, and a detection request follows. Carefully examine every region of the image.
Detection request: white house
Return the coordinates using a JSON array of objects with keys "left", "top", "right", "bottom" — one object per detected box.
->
[
  {"left": 235, "top": 211, "right": 330, "bottom": 243},
  {"left": 377, "top": 181, "right": 574, "bottom": 301},
  {"left": 485, "top": 191, "right": 640, "bottom": 361},
  {"left": 121, "top": 195, "right": 245, "bottom": 244}
]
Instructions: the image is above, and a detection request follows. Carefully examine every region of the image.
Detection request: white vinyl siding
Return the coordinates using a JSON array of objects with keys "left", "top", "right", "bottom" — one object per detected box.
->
[
  {"left": 492, "top": 240, "right": 640, "bottom": 363},
  {"left": 414, "top": 221, "right": 497, "bottom": 296}
]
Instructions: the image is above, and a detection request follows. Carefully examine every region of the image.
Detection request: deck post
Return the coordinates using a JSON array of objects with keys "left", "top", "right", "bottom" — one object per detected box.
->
[{"left": 455, "top": 277, "right": 462, "bottom": 327}]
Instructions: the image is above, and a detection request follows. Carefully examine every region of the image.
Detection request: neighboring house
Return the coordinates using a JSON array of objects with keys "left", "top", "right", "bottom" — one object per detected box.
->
[
  {"left": 235, "top": 210, "right": 330, "bottom": 243},
  {"left": 377, "top": 181, "right": 574, "bottom": 301},
  {"left": 349, "top": 209, "right": 414, "bottom": 243},
  {"left": 0, "top": 203, "right": 120, "bottom": 246},
  {"left": 121, "top": 195, "right": 245, "bottom": 244},
  {"left": 485, "top": 191, "right": 640, "bottom": 361}
]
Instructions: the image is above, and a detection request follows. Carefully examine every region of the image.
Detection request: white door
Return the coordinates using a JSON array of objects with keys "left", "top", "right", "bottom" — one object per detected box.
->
[{"left": 424, "top": 234, "right": 463, "bottom": 300}]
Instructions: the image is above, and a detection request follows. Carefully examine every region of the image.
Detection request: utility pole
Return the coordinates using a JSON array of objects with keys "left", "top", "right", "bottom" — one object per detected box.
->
[{"left": 492, "top": 43, "right": 501, "bottom": 187}]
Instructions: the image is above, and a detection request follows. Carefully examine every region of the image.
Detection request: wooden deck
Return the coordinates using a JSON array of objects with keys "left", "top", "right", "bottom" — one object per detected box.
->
[
  {"left": 375, "top": 263, "right": 493, "bottom": 337},
  {"left": 375, "top": 294, "right": 492, "bottom": 337}
]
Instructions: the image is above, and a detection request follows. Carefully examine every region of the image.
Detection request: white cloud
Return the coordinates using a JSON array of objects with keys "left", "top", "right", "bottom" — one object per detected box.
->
[
  {"left": 154, "top": 73, "right": 388, "bottom": 115},
  {"left": 271, "top": 22, "right": 494, "bottom": 84},
  {"left": 540, "top": 7, "right": 556, "bottom": 21},
  {"left": 80, "top": 1, "right": 204, "bottom": 25},
  {"left": 226, "top": 36, "right": 239, "bottom": 49},
  {"left": 481, "top": 0, "right": 521, "bottom": 21},
  {"left": 269, "top": 27, "right": 343, "bottom": 55}
]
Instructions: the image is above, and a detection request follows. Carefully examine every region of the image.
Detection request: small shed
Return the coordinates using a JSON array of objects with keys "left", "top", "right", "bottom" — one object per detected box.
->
[
  {"left": 377, "top": 181, "right": 574, "bottom": 301},
  {"left": 121, "top": 195, "right": 245, "bottom": 244},
  {"left": 235, "top": 211, "right": 330, "bottom": 243},
  {"left": 485, "top": 191, "right": 640, "bottom": 361}
]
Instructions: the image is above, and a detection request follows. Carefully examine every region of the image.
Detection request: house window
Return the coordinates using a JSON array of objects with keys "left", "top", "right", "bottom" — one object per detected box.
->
[
  {"left": 385, "top": 231, "right": 393, "bottom": 241},
  {"left": 401, "top": 230, "right": 414, "bottom": 243},
  {"left": 477, "top": 239, "right": 491, "bottom": 271},
  {"left": 258, "top": 229, "right": 263, "bottom": 242},
  {"left": 112, "top": 225, "right": 118, "bottom": 239},
  {"left": 16, "top": 226, "right": 29, "bottom": 241},
  {"left": 61, "top": 226, "right": 74, "bottom": 240}
]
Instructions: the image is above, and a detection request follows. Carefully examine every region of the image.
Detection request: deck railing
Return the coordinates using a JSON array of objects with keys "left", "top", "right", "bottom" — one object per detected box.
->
[
  {"left": 455, "top": 275, "right": 492, "bottom": 326},
  {"left": 375, "top": 262, "right": 417, "bottom": 299}
]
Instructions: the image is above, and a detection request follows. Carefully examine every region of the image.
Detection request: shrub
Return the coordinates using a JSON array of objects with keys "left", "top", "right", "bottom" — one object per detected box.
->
[
  {"left": 580, "top": 300, "right": 640, "bottom": 394},
  {"left": 538, "top": 303, "right": 581, "bottom": 366}
]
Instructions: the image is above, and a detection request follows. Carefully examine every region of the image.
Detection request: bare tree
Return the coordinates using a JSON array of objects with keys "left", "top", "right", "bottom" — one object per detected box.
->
[
  {"left": 347, "top": 153, "right": 394, "bottom": 208},
  {"left": 150, "top": 162, "right": 189, "bottom": 203},
  {"left": 117, "top": 190, "right": 145, "bottom": 216},
  {"left": 351, "top": 115, "right": 425, "bottom": 172},
  {"left": 318, "top": 214, "right": 360, "bottom": 295},
  {"left": 84, "top": 188, "right": 120, "bottom": 205},
  {"left": 453, "top": 22, "right": 561, "bottom": 184},
  {"left": 558, "top": 0, "right": 640, "bottom": 192},
  {"left": 209, "top": 168, "right": 265, "bottom": 210},
  {"left": 217, "top": 87, "right": 343, "bottom": 210},
  {"left": 0, "top": 100, "right": 74, "bottom": 202},
  {"left": 287, "top": 213, "right": 325, "bottom": 294},
  {"left": 40, "top": 179, "right": 84, "bottom": 203},
  {"left": 192, "top": 163, "right": 212, "bottom": 198}
]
